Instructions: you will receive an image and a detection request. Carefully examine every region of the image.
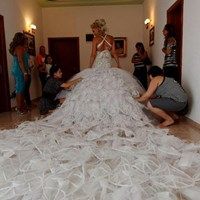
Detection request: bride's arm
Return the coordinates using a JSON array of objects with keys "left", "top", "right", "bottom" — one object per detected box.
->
[
  {"left": 111, "top": 38, "right": 120, "bottom": 68},
  {"left": 89, "top": 38, "right": 97, "bottom": 68}
]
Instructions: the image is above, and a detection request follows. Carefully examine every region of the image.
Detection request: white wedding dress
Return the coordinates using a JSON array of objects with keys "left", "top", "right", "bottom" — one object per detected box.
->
[{"left": 1, "top": 49, "right": 200, "bottom": 200}]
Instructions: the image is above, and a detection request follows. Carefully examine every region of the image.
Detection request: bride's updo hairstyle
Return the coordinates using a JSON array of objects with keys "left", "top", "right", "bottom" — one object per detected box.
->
[{"left": 91, "top": 19, "right": 108, "bottom": 34}]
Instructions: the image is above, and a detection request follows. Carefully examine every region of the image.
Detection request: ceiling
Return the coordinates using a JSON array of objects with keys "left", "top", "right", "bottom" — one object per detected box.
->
[{"left": 37, "top": 0, "right": 144, "bottom": 7}]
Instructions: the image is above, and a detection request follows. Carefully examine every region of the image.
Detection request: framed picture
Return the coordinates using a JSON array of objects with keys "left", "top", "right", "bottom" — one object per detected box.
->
[
  {"left": 23, "top": 31, "right": 36, "bottom": 56},
  {"left": 149, "top": 26, "right": 154, "bottom": 46},
  {"left": 114, "top": 37, "right": 127, "bottom": 57}
]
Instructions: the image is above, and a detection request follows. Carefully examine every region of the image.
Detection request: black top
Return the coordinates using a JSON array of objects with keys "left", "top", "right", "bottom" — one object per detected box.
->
[{"left": 42, "top": 77, "right": 63, "bottom": 100}]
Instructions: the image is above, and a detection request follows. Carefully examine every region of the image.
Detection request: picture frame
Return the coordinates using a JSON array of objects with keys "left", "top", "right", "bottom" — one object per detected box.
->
[
  {"left": 114, "top": 37, "right": 127, "bottom": 57},
  {"left": 149, "top": 26, "right": 154, "bottom": 46},
  {"left": 23, "top": 31, "right": 36, "bottom": 56}
]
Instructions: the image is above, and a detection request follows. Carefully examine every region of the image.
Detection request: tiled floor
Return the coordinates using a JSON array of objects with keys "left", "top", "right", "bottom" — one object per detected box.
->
[
  {"left": 0, "top": 102, "right": 200, "bottom": 144},
  {"left": 0, "top": 104, "right": 39, "bottom": 130}
]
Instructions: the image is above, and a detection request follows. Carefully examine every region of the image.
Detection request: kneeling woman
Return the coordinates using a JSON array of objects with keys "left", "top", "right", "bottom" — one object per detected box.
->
[
  {"left": 40, "top": 65, "right": 82, "bottom": 115},
  {"left": 136, "top": 66, "right": 188, "bottom": 128}
]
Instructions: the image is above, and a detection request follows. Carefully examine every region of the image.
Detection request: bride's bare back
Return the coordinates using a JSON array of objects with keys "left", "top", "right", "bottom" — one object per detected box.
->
[{"left": 96, "top": 34, "right": 113, "bottom": 51}]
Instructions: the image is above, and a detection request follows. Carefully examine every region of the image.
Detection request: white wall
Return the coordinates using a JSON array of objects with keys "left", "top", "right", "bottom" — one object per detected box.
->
[
  {"left": 143, "top": 0, "right": 176, "bottom": 66},
  {"left": 42, "top": 5, "right": 143, "bottom": 72},
  {"left": 182, "top": 0, "right": 200, "bottom": 123},
  {"left": 0, "top": 0, "right": 43, "bottom": 100},
  {"left": 143, "top": 0, "right": 200, "bottom": 123}
]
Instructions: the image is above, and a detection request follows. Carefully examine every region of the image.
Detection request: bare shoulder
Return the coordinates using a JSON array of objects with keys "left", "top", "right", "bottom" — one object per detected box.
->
[
  {"left": 105, "top": 35, "right": 114, "bottom": 45},
  {"left": 106, "top": 35, "right": 114, "bottom": 40},
  {"left": 15, "top": 46, "right": 24, "bottom": 56},
  {"left": 92, "top": 36, "right": 99, "bottom": 42},
  {"left": 150, "top": 76, "right": 160, "bottom": 84},
  {"left": 155, "top": 76, "right": 164, "bottom": 85}
]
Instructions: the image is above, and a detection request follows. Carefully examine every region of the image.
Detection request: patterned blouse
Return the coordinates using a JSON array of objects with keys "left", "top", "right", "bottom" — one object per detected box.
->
[{"left": 163, "top": 37, "right": 178, "bottom": 68}]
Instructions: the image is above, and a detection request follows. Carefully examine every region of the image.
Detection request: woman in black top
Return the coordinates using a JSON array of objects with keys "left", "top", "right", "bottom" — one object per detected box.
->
[{"left": 132, "top": 42, "right": 151, "bottom": 89}]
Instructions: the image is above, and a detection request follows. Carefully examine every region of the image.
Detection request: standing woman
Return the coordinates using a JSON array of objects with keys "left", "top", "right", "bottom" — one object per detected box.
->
[
  {"left": 162, "top": 24, "right": 178, "bottom": 81},
  {"left": 44, "top": 54, "right": 53, "bottom": 77},
  {"left": 132, "top": 42, "right": 150, "bottom": 89},
  {"left": 9, "top": 32, "right": 28, "bottom": 114},
  {"left": 89, "top": 19, "right": 120, "bottom": 68},
  {"left": 36, "top": 45, "right": 47, "bottom": 88},
  {"left": 24, "top": 52, "right": 34, "bottom": 109}
]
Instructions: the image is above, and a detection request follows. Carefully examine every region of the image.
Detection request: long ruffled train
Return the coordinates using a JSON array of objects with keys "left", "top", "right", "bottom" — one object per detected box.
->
[{"left": 0, "top": 65, "right": 200, "bottom": 200}]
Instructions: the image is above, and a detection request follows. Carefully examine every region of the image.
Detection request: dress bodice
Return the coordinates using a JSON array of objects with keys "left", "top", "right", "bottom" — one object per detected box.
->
[
  {"left": 92, "top": 50, "right": 112, "bottom": 69},
  {"left": 97, "top": 34, "right": 112, "bottom": 50}
]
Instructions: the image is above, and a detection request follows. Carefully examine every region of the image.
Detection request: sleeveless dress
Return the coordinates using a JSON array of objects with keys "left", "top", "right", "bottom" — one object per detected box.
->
[
  {"left": 11, "top": 52, "right": 29, "bottom": 93},
  {"left": 0, "top": 36, "right": 199, "bottom": 199}
]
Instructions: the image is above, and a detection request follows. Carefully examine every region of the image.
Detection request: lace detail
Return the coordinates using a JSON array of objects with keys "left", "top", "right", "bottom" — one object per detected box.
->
[{"left": 92, "top": 50, "right": 112, "bottom": 68}]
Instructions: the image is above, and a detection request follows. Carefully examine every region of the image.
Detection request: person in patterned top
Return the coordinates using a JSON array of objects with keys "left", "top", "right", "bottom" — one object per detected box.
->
[{"left": 162, "top": 24, "right": 178, "bottom": 81}]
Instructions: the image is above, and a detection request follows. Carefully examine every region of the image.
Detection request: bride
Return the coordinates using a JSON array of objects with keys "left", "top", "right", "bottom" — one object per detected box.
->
[
  {"left": 0, "top": 19, "right": 200, "bottom": 200},
  {"left": 89, "top": 19, "right": 119, "bottom": 68}
]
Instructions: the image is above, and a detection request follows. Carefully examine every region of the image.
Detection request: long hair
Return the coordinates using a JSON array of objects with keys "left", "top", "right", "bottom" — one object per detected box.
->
[
  {"left": 9, "top": 32, "right": 27, "bottom": 56},
  {"left": 135, "top": 42, "right": 145, "bottom": 54},
  {"left": 164, "top": 24, "right": 175, "bottom": 37},
  {"left": 163, "top": 24, "right": 175, "bottom": 46}
]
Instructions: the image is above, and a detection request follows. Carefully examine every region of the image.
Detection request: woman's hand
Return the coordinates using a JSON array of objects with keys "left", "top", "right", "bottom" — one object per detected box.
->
[
  {"left": 24, "top": 73, "right": 29, "bottom": 81},
  {"left": 74, "top": 77, "right": 83, "bottom": 83}
]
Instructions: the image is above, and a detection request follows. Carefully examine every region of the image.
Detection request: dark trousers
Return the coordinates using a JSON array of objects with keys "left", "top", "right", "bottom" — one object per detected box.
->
[
  {"left": 133, "top": 66, "right": 147, "bottom": 90},
  {"left": 163, "top": 66, "right": 179, "bottom": 82},
  {"left": 39, "top": 72, "right": 47, "bottom": 89},
  {"left": 24, "top": 74, "right": 31, "bottom": 106}
]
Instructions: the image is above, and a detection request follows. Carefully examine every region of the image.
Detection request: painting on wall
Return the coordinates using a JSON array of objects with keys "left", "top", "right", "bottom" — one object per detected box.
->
[
  {"left": 149, "top": 26, "right": 154, "bottom": 46},
  {"left": 23, "top": 31, "right": 36, "bottom": 56},
  {"left": 114, "top": 37, "right": 127, "bottom": 57}
]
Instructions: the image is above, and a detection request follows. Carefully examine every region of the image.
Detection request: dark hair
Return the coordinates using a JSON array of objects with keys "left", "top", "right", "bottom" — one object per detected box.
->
[
  {"left": 45, "top": 54, "right": 53, "bottom": 64},
  {"left": 148, "top": 66, "right": 163, "bottom": 77},
  {"left": 9, "top": 32, "right": 27, "bottom": 55},
  {"left": 49, "top": 65, "right": 60, "bottom": 77},
  {"left": 135, "top": 42, "right": 145, "bottom": 53},
  {"left": 164, "top": 24, "right": 175, "bottom": 38},
  {"left": 39, "top": 45, "right": 45, "bottom": 54}
]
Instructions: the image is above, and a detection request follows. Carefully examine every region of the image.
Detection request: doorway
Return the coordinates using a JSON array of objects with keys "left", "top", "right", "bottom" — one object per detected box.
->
[
  {"left": 0, "top": 15, "right": 11, "bottom": 112},
  {"left": 167, "top": 0, "right": 183, "bottom": 83},
  {"left": 48, "top": 37, "right": 80, "bottom": 81}
]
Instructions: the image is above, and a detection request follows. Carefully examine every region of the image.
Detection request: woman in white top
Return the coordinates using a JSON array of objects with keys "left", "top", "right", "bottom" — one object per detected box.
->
[
  {"left": 89, "top": 19, "right": 120, "bottom": 68},
  {"left": 45, "top": 54, "right": 53, "bottom": 77}
]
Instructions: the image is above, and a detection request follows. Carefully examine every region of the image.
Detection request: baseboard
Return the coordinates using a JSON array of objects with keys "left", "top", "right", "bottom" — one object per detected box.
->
[{"left": 184, "top": 116, "right": 200, "bottom": 131}]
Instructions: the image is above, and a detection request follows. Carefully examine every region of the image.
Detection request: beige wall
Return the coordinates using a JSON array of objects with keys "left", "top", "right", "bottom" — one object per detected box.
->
[
  {"left": 143, "top": 0, "right": 176, "bottom": 66},
  {"left": 42, "top": 5, "right": 143, "bottom": 72},
  {"left": 143, "top": 0, "right": 200, "bottom": 123},
  {"left": 182, "top": 0, "right": 200, "bottom": 123},
  {"left": 0, "top": 0, "right": 43, "bottom": 101}
]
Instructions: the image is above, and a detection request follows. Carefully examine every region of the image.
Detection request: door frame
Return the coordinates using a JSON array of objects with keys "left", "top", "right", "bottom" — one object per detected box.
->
[
  {"left": 48, "top": 37, "right": 80, "bottom": 79},
  {"left": 167, "top": 0, "right": 184, "bottom": 83},
  {"left": 0, "top": 15, "right": 11, "bottom": 112}
]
